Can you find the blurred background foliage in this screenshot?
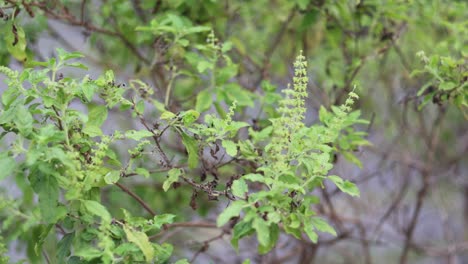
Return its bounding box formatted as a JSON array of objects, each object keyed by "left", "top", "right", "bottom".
[{"left": 0, "top": 0, "right": 467, "bottom": 263}]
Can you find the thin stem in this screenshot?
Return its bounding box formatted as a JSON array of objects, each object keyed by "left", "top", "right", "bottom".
[{"left": 115, "top": 182, "right": 156, "bottom": 216}]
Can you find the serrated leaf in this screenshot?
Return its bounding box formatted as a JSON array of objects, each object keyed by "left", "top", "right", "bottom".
[
  {"left": 123, "top": 225, "right": 154, "bottom": 262},
  {"left": 136, "top": 100, "right": 145, "bottom": 114},
  {"left": 161, "top": 111, "right": 176, "bottom": 120},
  {"left": 243, "top": 173, "right": 265, "bottom": 183},
  {"left": 231, "top": 221, "right": 255, "bottom": 251},
  {"left": 135, "top": 168, "right": 150, "bottom": 178},
  {"left": 104, "top": 171, "right": 120, "bottom": 184},
  {"left": 56, "top": 232, "right": 74, "bottom": 261},
  {"left": 311, "top": 217, "right": 337, "bottom": 236},
  {"left": 75, "top": 246, "right": 103, "bottom": 260},
  {"left": 253, "top": 218, "right": 269, "bottom": 247},
  {"left": 231, "top": 178, "right": 248, "bottom": 198},
  {"left": 82, "top": 200, "right": 111, "bottom": 223},
  {"left": 5, "top": 24, "right": 27, "bottom": 61},
  {"left": 153, "top": 214, "right": 176, "bottom": 229},
  {"left": 258, "top": 224, "right": 279, "bottom": 254},
  {"left": 439, "top": 81, "right": 456, "bottom": 91},
  {"left": 226, "top": 121, "right": 250, "bottom": 133},
  {"left": 181, "top": 109, "right": 200, "bottom": 125},
  {"left": 87, "top": 105, "right": 108, "bottom": 127},
  {"left": 57, "top": 48, "right": 84, "bottom": 61},
  {"left": 30, "top": 171, "right": 61, "bottom": 223},
  {"left": 83, "top": 125, "right": 102, "bottom": 137},
  {"left": 82, "top": 82, "right": 95, "bottom": 101},
  {"left": 328, "top": 175, "right": 360, "bottom": 197},
  {"left": 163, "top": 168, "right": 182, "bottom": 192},
  {"left": 181, "top": 132, "right": 198, "bottom": 168},
  {"left": 64, "top": 62, "right": 88, "bottom": 70},
  {"left": 196, "top": 89, "right": 213, "bottom": 112},
  {"left": 217, "top": 200, "right": 245, "bottom": 227},
  {"left": 15, "top": 106, "right": 33, "bottom": 136},
  {"left": 304, "top": 220, "right": 318, "bottom": 243},
  {"left": 222, "top": 140, "right": 237, "bottom": 156},
  {"left": 125, "top": 129, "right": 154, "bottom": 140}
]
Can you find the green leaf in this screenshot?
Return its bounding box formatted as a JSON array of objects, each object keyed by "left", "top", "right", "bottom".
[
  {"left": 222, "top": 140, "right": 237, "bottom": 156},
  {"left": 181, "top": 132, "right": 199, "bottom": 168},
  {"left": 75, "top": 246, "right": 103, "bottom": 260},
  {"left": 217, "top": 200, "right": 245, "bottom": 227},
  {"left": 83, "top": 125, "right": 103, "bottom": 137},
  {"left": 57, "top": 48, "right": 84, "bottom": 61},
  {"left": 87, "top": 104, "right": 108, "bottom": 127},
  {"left": 197, "top": 61, "right": 212, "bottom": 73},
  {"left": 64, "top": 62, "right": 88, "bottom": 70},
  {"left": 231, "top": 220, "right": 255, "bottom": 251},
  {"left": 288, "top": 214, "right": 301, "bottom": 229},
  {"left": 163, "top": 168, "right": 183, "bottom": 192},
  {"left": 56, "top": 232, "right": 74, "bottom": 262},
  {"left": 135, "top": 168, "right": 150, "bottom": 178},
  {"left": 136, "top": 100, "right": 145, "bottom": 114},
  {"left": 196, "top": 89, "right": 213, "bottom": 112},
  {"left": 82, "top": 82, "right": 96, "bottom": 101},
  {"left": 253, "top": 218, "right": 269, "bottom": 247},
  {"left": 243, "top": 173, "right": 265, "bottom": 183},
  {"left": 34, "top": 224, "right": 54, "bottom": 256},
  {"left": 161, "top": 111, "right": 176, "bottom": 120},
  {"left": 125, "top": 129, "right": 154, "bottom": 140},
  {"left": 1, "top": 86, "right": 20, "bottom": 107},
  {"left": 0, "top": 154, "right": 15, "bottom": 180},
  {"left": 328, "top": 175, "right": 360, "bottom": 197},
  {"left": 226, "top": 121, "right": 250, "bottom": 134},
  {"left": 439, "top": 81, "right": 456, "bottom": 91},
  {"left": 82, "top": 200, "right": 112, "bottom": 223},
  {"left": 231, "top": 178, "right": 248, "bottom": 198},
  {"left": 123, "top": 225, "right": 154, "bottom": 262},
  {"left": 104, "top": 171, "right": 120, "bottom": 184},
  {"left": 311, "top": 217, "right": 337, "bottom": 236},
  {"left": 30, "top": 171, "right": 61, "bottom": 223},
  {"left": 258, "top": 224, "right": 279, "bottom": 254},
  {"left": 304, "top": 219, "right": 318, "bottom": 243},
  {"left": 181, "top": 110, "right": 200, "bottom": 125},
  {"left": 5, "top": 24, "right": 27, "bottom": 61},
  {"left": 153, "top": 214, "right": 176, "bottom": 229},
  {"left": 15, "top": 106, "right": 33, "bottom": 136}
]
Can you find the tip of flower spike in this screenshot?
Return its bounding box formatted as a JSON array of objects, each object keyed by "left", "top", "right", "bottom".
[{"left": 294, "top": 51, "right": 307, "bottom": 69}]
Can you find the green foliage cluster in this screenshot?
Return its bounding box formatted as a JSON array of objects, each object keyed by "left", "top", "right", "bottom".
[
  {"left": 413, "top": 51, "right": 467, "bottom": 115},
  {"left": 0, "top": 46, "right": 366, "bottom": 263},
  {"left": 0, "top": 51, "right": 181, "bottom": 263},
  {"left": 216, "top": 52, "right": 366, "bottom": 253}
]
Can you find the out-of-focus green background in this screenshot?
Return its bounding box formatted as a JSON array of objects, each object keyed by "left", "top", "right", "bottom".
[{"left": 1, "top": 0, "right": 467, "bottom": 263}]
